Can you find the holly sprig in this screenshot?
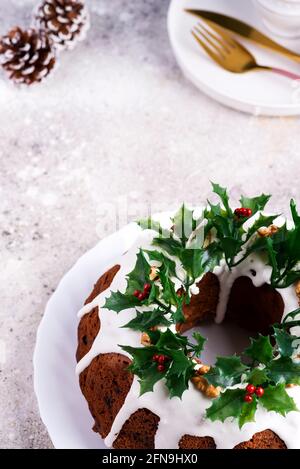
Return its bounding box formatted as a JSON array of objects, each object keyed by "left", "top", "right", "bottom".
[
  {"left": 121, "top": 329, "right": 206, "bottom": 398},
  {"left": 204, "top": 182, "right": 277, "bottom": 269},
  {"left": 205, "top": 309, "right": 300, "bottom": 427}
]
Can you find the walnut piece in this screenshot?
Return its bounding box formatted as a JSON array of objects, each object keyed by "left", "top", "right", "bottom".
[
  {"left": 192, "top": 375, "right": 220, "bottom": 398},
  {"left": 258, "top": 224, "right": 279, "bottom": 238}
]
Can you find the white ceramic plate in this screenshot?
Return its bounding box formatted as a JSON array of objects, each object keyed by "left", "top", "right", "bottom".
[
  {"left": 168, "top": 0, "right": 300, "bottom": 115},
  {"left": 34, "top": 219, "right": 253, "bottom": 449}
]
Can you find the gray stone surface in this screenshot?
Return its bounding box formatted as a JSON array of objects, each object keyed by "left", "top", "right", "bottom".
[{"left": 0, "top": 0, "right": 299, "bottom": 449}]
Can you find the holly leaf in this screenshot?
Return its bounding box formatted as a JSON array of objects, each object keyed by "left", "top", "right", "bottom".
[
  {"left": 122, "top": 308, "right": 171, "bottom": 331},
  {"left": 245, "top": 214, "right": 278, "bottom": 240},
  {"left": 144, "top": 250, "right": 177, "bottom": 278},
  {"left": 211, "top": 182, "right": 232, "bottom": 215},
  {"left": 173, "top": 204, "right": 195, "bottom": 245},
  {"left": 171, "top": 302, "right": 185, "bottom": 323},
  {"left": 267, "top": 356, "right": 300, "bottom": 385},
  {"left": 179, "top": 248, "right": 205, "bottom": 279},
  {"left": 239, "top": 397, "right": 258, "bottom": 428},
  {"left": 137, "top": 218, "right": 170, "bottom": 238},
  {"left": 165, "top": 349, "right": 195, "bottom": 398},
  {"left": 104, "top": 290, "right": 140, "bottom": 313},
  {"left": 260, "top": 384, "right": 298, "bottom": 416},
  {"left": 239, "top": 193, "right": 271, "bottom": 215},
  {"left": 247, "top": 368, "right": 269, "bottom": 386},
  {"left": 282, "top": 308, "right": 300, "bottom": 324},
  {"left": 202, "top": 242, "right": 224, "bottom": 272},
  {"left": 156, "top": 328, "right": 188, "bottom": 350},
  {"left": 244, "top": 334, "right": 273, "bottom": 364},
  {"left": 121, "top": 344, "right": 155, "bottom": 370},
  {"left": 159, "top": 263, "right": 178, "bottom": 305},
  {"left": 138, "top": 364, "right": 164, "bottom": 395},
  {"left": 290, "top": 199, "right": 300, "bottom": 226},
  {"left": 205, "top": 356, "right": 248, "bottom": 388},
  {"left": 273, "top": 327, "right": 298, "bottom": 358},
  {"left": 220, "top": 237, "right": 243, "bottom": 264},
  {"left": 152, "top": 237, "right": 182, "bottom": 257},
  {"left": 190, "top": 332, "right": 206, "bottom": 356},
  {"left": 126, "top": 250, "right": 150, "bottom": 294},
  {"left": 206, "top": 388, "right": 245, "bottom": 422}
]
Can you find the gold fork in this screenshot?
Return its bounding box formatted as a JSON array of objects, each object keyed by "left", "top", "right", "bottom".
[{"left": 191, "top": 21, "right": 300, "bottom": 80}]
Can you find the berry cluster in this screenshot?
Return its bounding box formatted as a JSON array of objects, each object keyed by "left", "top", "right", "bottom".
[
  {"left": 244, "top": 383, "right": 264, "bottom": 403},
  {"left": 234, "top": 207, "right": 252, "bottom": 218},
  {"left": 133, "top": 283, "right": 151, "bottom": 301},
  {"left": 152, "top": 354, "right": 169, "bottom": 372}
]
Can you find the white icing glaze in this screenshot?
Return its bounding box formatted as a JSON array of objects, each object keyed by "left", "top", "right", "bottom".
[{"left": 76, "top": 226, "right": 300, "bottom": 449}]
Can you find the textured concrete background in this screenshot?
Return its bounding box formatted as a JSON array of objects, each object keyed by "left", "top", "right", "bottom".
[{"left": 0, "top": 0, "right": 299, "bottom": 449}]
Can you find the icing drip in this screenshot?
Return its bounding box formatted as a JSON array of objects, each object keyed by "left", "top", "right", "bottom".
[{"left": 76, "top": 228, "right": 300, "bottom": 449}]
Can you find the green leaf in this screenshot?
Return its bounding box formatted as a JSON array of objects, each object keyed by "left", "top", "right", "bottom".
[
  {"left": 165, "top": 349, "right": 195, "bottom": 398},
  {"left": 137, "top": 218, "right": 170, "bottom": 238},
  {"left": 282, "top": 308, "right": 300, "bottom": 324},
  {"left": 138, "top": 364, "right": 164, "bottom": 395},
  {"left": 246, "top": 214, "right": 278, "bottom": 240},
  {"left": 121, "top": 344, "right": 155, "bottom": 370},
  {"left": 122, "top": 308, "right": 171, "bottom": 331},
  {"left": 190, "top": 332, "right": 206, "bottom": 356},
  {"left": 159, "top": 263, "right": 178, "bottom": 305},
  {"left": 247, "top": 368, "right": 269, "bottom": 386},
  {"left": 172, "top": 302, "right": 185, "bottom": 323},
  {"left": 104, "top": 290, "right": 140, "bottom": 313},
  {"left": 156, "top": 328, "right": 188, "bottom": 350},
  {"left": 144, "top": 250, "right": 177, "bottom": 278},
  {"left": 173, "top": 204, "right": 195, "bottom": 244},
  {"left": 152, "top": 237, "right": 182, "bottom": 257},
  {"left": 220, "top": 237, "right": 243, "bottom": 264},
  {"left": 244, "top": 334, "right": 273, "bottom": 364},
  {"left": 205, "top": 356, "right": 248, "bottom": 388},
  {"left": 206, "top": 388, "right": 245, "bottom": 422},
  {"left": 211, "top": 182, "right": 232, "bottom": 215},
  {"left": 126, "top": 250, "right": 150, "bottom": 294},
  {"left": 290, "top": 199, "right": 300, "bottom": 226},
  {"left": 179, "top": 248, "right": 205, "bottom": 279},
  {"left": 239, "top": 193, "right": 271, "bottom": 215},
  {"left": 239, "top": 397, "right": 258, "bottom": 428},
  {"left": 267, "top": 357, "right": 300, "bottom": 385},
  {"left": 260, "top": 384, "right": 298, "bottom": 416},
  {"left": 273, "top": 327, "right": 298, "bottom": 358}
]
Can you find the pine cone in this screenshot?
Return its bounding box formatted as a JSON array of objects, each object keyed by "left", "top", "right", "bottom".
[
  {"left": 0, "top": 27, "right": 56, "bottom": 85},
  {"left": 34, "top": 0, "right": 90, "bottom": 51}
]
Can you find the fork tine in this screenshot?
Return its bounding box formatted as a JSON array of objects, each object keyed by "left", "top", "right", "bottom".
[
  {"left": 197, "top": 23, "right": 231, "bottom": 54},
  {"left": 199, "top": 20, "right": 237, "bottom": 48},
  {"left": 201, "top": 19, "right": 256, "bottom": 60},
  {"left": 194, "top": 25, "right": 224, "bottom": 57},
  {"left": 191, "top": 29, "right": 224, "bottom": 67}
]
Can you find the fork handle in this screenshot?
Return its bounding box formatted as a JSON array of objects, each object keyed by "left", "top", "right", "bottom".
[{"left": 260, "top": 65, "right": 300, "bottom": 81}]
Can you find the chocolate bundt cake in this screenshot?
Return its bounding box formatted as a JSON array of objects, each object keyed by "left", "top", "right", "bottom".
[{"left": 75, "top": 187, "right": 300, "bottom": 449}]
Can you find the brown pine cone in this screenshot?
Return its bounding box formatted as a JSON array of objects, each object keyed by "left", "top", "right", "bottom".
[
  {"left": 34, "top": 0, "right": 90, "bottom": 51},
  {"left": 0, "top": 27, "right": 56, "bottom": 85}
]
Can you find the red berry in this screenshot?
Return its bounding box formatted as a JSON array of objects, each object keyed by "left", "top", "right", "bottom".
[
  {"left": 234, "top": 207, "right": 252, "bottom": 218},
  {"left": 158, "top": 355, "right": 166, "bottom": 364},
  {"left": 246, "top": 384, "right": 256, "bottom": 394},
  {"left": 157, "top": 364, "right": 165, "bottom": 372},
  {"left": 244, "top": 394, "right": 253, "bottom": 403},
  {"left": 144, "top": 283, "right": 151, "bottom": 292},
  {"left": 152, "top": 354, "right": 159, "bottom": 362},
  {"left": 255, "top": 386, "right": 264, "bottom": 397},
  {"left": 133, "top": 290, "right": 140, "bottom": 298},
  {"left": 138, "top": 292, "right": 145, "bottom": 301}
]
